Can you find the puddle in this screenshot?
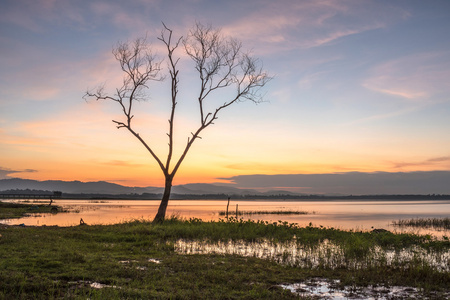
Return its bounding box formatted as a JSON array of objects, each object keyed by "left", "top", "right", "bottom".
[
  {"left": 118, "top": 258, "right": 161, "bottom": 271},
  {"left": 148, "top": 258, "right": 162, "bottom": 264},
  {"left": 280, "top": 278, "right": 448, "bottom": 299},
  {"left": 280, "top": 278, "right": 345, "bottom": 299},
  {"left": 90, "top": 282, "right": 119, "bottom": 289},
  {"left": 67, "top": 280, "right": 120, "bottom": 290},
  {"left": 174, "top": 239, "right": 449, "bottom": 271}
]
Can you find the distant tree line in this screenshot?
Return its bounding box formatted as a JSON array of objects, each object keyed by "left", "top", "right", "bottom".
[
  {"left": 0, "top": 189, "right": 55, "bottom": 195},
  {"left": 2, "top": 190, "right": 450, "bottom": 201}
]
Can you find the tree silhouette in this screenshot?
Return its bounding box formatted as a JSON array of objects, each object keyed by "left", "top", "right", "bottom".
[{"left": 84, "top": 23, "right": 271, "bottom": 222}]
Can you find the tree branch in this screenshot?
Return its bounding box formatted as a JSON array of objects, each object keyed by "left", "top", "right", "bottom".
[{"left": 84, "top": 22, "right": 272, "bottom": 221}]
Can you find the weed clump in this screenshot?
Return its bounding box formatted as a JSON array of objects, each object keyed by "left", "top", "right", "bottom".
[
  {"left": 218, "top": 209, "right": 311, "bottom": 216},
  {"left": 393, "top": 217, "right": 450, "bottom": 230}
]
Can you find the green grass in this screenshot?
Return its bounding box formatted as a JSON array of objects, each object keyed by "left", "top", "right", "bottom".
[
  {"left": 0, "top": 204, "right": 449, "bottom": 299},
  {"left": 0, "top": 219, "right": 301, "bottom": 299}
]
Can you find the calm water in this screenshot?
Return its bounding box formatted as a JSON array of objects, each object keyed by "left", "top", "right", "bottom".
[{"left": 1, "top": 199, "right": 449, "bottom": 237}]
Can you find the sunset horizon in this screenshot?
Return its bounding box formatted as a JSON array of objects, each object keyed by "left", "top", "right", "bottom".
[
  {"left": 2, "top": 170, "right": 450, "bottom": 196},
  {"left": 2, "top": 1, "right": 449, "bottom": 193}
]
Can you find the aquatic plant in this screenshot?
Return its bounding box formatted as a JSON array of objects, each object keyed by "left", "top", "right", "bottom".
[
  {"left": 392, "top": 217, "right": 450, "bottom": 230},
  {"left": 218, "top": 210, "right": 311, "bottom": 216}
]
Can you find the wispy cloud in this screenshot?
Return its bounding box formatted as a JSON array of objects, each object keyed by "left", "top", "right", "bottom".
[
  {"left": 297, "top": 70, "right": 330, "bottom": 89},
  {"left": 0, "top": 105, "right": 121, "bottom": 153},
  {"left": 101, "top": 160, "right": 146, "bottom": 168},
  {"left": 0, "top": 43, "right": 127, "bottom": 107},
  {"left": 428, "top": 156, "right": 450, "bottom": 163},
  {"left": 90, "top": 1, "right": 150, "bottom": 33},
  {"left": 0, "top": 0, "right": 88, "bottom": 33},
  {"left": 363, "top": 52, "right": 450, "bottom": 102},
  {"left": 391, "top": 156, "right": 450, "bottom": 169},
  {"left": 342, "top": 105, "right": 421, "bottom": 126},
  {"left": 0, "top": 167, "right": 37, "bottom": 180},
  {"left": 222, "top": 0, "right": 407, "bottom": 54}
]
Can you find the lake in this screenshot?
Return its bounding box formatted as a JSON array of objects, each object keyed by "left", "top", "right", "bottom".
[{"left": 1, "top": 199, "right": 449, "bottom": 237}]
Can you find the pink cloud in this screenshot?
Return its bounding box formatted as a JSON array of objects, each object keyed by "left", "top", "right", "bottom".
[
  {"left": 89, "top": 1, "right": 150, "bottom": 33},
  {"left": 0, "top": 0, "right": 88, "bottom": 33},
  {"left": 391, "top": 156, "right": 450, "bottom": 170},
  {"left": 220, "top": 0, "right": 406, "bottom": 54},
  {"left": 363, "top": 52, "right": 450, "bottom": 102}
]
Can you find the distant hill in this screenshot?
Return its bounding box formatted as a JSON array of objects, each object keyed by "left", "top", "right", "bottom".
[
  {"left": 0, "top": 178, "right": 266, "bottom": 196},
  {"left": 173, "top": 183, "right": 261, "bottom": 195},
  {"left": 3, "top": 178, "right": 447, "bottom": 200},
  {"left": 0, "top": 178, "right": 153, "bottom": 195}
]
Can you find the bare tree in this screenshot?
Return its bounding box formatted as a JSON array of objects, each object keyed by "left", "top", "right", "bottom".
[{"left": 84, "top": 23, "right": 271, "bottom": 222}]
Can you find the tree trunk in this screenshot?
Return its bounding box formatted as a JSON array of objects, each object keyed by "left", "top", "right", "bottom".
[{"left": 153, "top": 176, "right": 173, "bottom": 223}]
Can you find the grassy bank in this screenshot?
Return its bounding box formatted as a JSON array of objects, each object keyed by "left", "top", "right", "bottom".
[
  {"left": 0, "top": 215, "right": 449, "bottom": 299},
  {"left": 0, "top": 201, "right": 63, "bottom": 220}
]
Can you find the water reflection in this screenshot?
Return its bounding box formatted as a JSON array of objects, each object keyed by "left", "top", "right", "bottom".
[
  {"left": 279, "top": 278, "right": 447, "bottom": 300},
  {"left": 174, "top": 239, "right": 450, "bottom": 272},
  {"left": 1, "top": 199, "right": 449, "bottom": 237}
]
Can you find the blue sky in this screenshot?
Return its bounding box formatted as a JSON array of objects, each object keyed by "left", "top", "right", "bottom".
[{"left": 1, "top": 0, "right": 450, "bottom": 193}]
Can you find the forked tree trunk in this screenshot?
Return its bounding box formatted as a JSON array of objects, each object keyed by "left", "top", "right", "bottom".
[
  {"left": 153, "top": 176, "right": 173, "bottom": 223},
  {"left": 85, "top": 24, "right": 270, "bottom": 224}
]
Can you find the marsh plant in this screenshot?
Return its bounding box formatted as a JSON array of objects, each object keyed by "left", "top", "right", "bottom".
[
  {"left": 175, "top": 235, "right": 450, "bottom": 272},
  {"left": 393, "top": 217, "right": 450, "bottom": 230},
  {"left": 218, "top": 210, "right": 311, "bottom": 216}
]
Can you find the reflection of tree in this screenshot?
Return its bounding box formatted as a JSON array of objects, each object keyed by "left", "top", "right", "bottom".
[{"left": 84, "top": 23, "right": 271, "bottom": 222}]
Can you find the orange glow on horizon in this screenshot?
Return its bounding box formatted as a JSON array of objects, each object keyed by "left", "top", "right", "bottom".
[{"left": 5, "top": 151, "right": 449, "bottom": 188}]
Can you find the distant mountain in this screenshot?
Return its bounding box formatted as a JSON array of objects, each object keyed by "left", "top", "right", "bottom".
[
  {"left": 0, "top": 178, "right": 153, "bottom": 194},
  {"left": 0, "top": 178, "right": 265, "bottom": 196},
  {"left": 173, "top": 183, "right": 261, "bottom": 195},
  {"left": 0, "top": 178, "right": 314, "bottom": 197},
  {"left": 2, "top": 178, "right": 449, "bottom": 200},
  {"left": 262, "top": 190, "right": 301, "bottom": 196}
]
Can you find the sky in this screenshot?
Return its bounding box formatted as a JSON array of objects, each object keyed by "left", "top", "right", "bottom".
[{"left": 1, "top": 0, "right": 450, "bottom": 194}]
